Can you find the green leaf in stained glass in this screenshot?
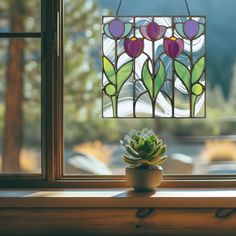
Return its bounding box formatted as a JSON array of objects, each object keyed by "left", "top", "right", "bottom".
[
  {"left": 111, "top": 95, "right": 117, "bottom": 117},
  {"left": 192, "top": 83, "right": 204, "bottom": 95},
  {"left": 195, "top": 24, "right": 204, "bottom": 38},
  {"left": 192, "top": 57, "right": 205, "bottom": 84},
  {"left": 105, "top": 83, "right": 116, "bottom": 96},
  {"left": 175, "top": 23, "right": 185, "bottom": 38},
  {"left": 121, "top": 23, "right": 132, "bottom": 38},
  {"left": 142, "top": 59, "right": 153, "bottom": 97},
  {"left": 174, "top": 60, "right": 190, "bottom": 91},
  {"left": 117, "top": 60, "right": 133, "bottom": 92},
  {"left": 191, "top": 94, "right": 197, "bottom": 116},
  {"left": 103, "top": 56, "right": 116, "bottom": 84},
  {"left": 154, "top": 60, "right": 165, "bottom": 98},
  {"left": 103, "top": 24, "right": 113, "bottom": 39}
]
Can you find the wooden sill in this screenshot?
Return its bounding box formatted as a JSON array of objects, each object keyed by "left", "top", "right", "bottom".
[{"left": 0, "top": 188, "right": 236, "bottom": 208}]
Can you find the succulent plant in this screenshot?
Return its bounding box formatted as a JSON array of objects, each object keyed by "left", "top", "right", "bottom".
[{"left": 120, "top": 128, "right": 167, "bottom": 168}]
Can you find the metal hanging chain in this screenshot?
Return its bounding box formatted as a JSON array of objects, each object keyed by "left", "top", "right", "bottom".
[
  {"left": 184, "top": 0, "right": 191, "bottom": 16},
  {"left": 116, "top": 0, "right": 191, "bottom": 17},
  {"left": 116, "top": 0, "right": 122, "bottom": 16}
]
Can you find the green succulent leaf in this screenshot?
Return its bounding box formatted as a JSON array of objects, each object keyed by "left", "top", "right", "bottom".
[
  {"left": 122, "top": 155, "right": 141, "bottom": 165},
  {"left": 103, "top": 56, "right": 116, "bottom": 84},
  {"left": 130, "top": 140, "right": 138, "bottom": 150},
  {"left": 133, "top": 134, "right": 141, "bottom": 142},
  {"left": 117, "top": 60, "right": 133, "bottom": 92},
  {"left": 158, "top": 155, "right": 168, "bottom": 164},
  {"left": 158, "top": 145, "right": 167, "bottom": 157},
  {"left": 143, "top": 142, "right": 165, "bottom": 161},
  {"left": 142, "top": 59, "right": 153, "bottom": 97},
  {"left": 147, "top": 155, "right": 162, "bottom": 164},
  {"left": 192, "top": 57, "right": 205, "bottom": 84},
  {"left": 174, "top": 60, "right": 190, "bottom": 90},
  {"left": 149, "top": 134, "right": 158, "bottom": 144},
  {"left": 125, "top": 145, "right": 139, "bottom": 158},
  {"left": 124, "top": 135, "right": 132, "bottom": 144},
  {"left": 149, "top": 141, "right": 162, "bottom": 155},
  {"left": 138, "top": 150, "right": 149, "bottom": 158},
  {"left": 142, "top": 127, "right": 149, "bottom": 132},
  {"left": 146, "top": 141, "right": 156, "bottom": 153},
  {"left": 148, "top": 155, "right": 167, "bottom": 165},
  {"left": 154, "top": 60, "right": 165, "bottom": 98}
]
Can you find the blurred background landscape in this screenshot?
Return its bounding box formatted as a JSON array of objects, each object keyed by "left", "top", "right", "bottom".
[{"left": 1, "top": 0, "right": 236, "bottom": 175}]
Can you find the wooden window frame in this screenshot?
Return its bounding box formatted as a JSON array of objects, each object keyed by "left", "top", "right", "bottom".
[
  {"left": 0, "top": 0, "right": 56, "bottom": 184},
  {"left": 0, "top": 0, "right": 236, "bottom": 189}
]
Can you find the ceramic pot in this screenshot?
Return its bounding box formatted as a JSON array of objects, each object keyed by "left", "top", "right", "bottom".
[{"left": 125, "top": 166, "right": 163, "bottom": 191}]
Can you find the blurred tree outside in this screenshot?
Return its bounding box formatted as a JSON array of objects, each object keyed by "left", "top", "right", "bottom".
[
  {"left": 2, "top": 0, "right": 26, "bottom": 172},
  {"left": 0, "top": 0, "right": 41, "bottom": 173}
]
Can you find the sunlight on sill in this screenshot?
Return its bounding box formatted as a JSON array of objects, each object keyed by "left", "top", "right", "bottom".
[{"left": 1, "top": 189, "right": 236, "bottom": 198}]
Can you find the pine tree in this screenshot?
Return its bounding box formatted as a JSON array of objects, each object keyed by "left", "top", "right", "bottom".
[{"left": 2, "top": 0, "right": 26, "bottom": 172}]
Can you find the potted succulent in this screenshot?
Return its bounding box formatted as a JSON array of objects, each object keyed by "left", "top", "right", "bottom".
[{"left": 120, "top": 128, "right": 167, "bottom": 191}]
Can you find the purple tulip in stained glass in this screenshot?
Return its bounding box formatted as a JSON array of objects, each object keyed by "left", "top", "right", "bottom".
[
  {"left": 147, "top": 22, "right": 159, "bottom": 40},
  {"left": 109, "top": 19, "right": 125, "bottom": 38},
  {"left": 124, "top": 37, "right": 144, "bottom": 58},
  {"left": 183, "top": 20, "right": 199, "bottom": 39},
  {"left": 164, "top": 37, "right": 184, "bottom": 59},
  {"left": 140, "top": 22, "right": 166, "bottom": 41}
]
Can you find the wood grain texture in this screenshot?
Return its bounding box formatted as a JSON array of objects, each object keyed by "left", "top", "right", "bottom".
[{"left": 0, "top": 208, "right": 236, "bottom": 236}]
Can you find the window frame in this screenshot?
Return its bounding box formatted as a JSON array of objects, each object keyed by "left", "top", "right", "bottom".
[
  {"left": 0, "top": 0, "right": 56, "bottom": 182},
  {"left": 0, "top": 0, "right": 236, "bottom": 188}
]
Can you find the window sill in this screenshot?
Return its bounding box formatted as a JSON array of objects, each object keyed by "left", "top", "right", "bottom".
[{"left": 0, "top": 188, "right": 236, "bottom": 208}]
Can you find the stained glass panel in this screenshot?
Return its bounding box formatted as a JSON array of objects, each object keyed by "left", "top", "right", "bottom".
[{"left": 102, "top": 16, "right": 206, "bottom": 118}]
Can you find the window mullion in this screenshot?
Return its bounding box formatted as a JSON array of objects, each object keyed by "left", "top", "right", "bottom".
[
  {"left": 41, "top": 0, "right": 59, "bottom": 181},
  {"left": 50, "top": 0, "right": 64, "bottom": 181}
]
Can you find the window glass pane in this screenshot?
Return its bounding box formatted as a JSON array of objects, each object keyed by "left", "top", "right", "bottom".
[
  {"left": 64, "top": 0, "right": 236, "bottom": 175},
  {"left": 0, "top": 0, "right": 41, "bottom": 32},
  {"left": 0, "top": 38, "right": 41, "bottom": 173}
]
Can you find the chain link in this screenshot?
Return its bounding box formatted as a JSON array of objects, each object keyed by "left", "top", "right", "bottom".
[{"left": 116, "top": 0, "right": 122, "bottom": 16}]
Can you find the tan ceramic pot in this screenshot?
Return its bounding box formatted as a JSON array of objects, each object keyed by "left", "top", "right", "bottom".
[{"left": 125, "top": 166, "right": 163, "bottom": 191}]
